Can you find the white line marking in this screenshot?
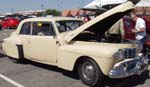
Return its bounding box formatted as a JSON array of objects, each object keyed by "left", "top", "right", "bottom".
[{"left": 0, "top": 74, "right": 24, "bottom": 87}]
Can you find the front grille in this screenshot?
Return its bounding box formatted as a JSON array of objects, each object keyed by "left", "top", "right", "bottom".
[
  {"left": 124, "top": 48, "right": 136, "bottom": 58},
  {"left": 126, "top": 59, "right": 138, "bottom": 70}
]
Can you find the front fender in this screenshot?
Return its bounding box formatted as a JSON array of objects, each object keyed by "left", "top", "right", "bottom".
[{"left": 57, "top": 45, "right": 116, "bottom": 76}]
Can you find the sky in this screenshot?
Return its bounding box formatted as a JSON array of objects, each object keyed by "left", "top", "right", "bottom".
[{"left": 0, "top": 0, "right": 93, "bottom": 13}]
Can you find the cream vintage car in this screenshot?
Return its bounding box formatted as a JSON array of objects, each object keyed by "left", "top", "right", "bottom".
[{"left": 1, "top": 1, "right": 149, "bottom": 86}]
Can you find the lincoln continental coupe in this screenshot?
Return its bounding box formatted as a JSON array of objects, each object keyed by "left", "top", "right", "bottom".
[{"left": 1, "top": 1, "right": 149, "bottom": 86}]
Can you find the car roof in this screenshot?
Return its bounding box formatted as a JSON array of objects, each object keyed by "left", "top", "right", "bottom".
[{"left": 22, "top": 17, "right": 82, "bottom": 22}]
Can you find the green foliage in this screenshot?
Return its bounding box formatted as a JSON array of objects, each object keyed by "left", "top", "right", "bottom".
[
  {"left": 45, "top": 9, "right": 61, "bottom": 16},
  {"left": 35, "top": 9, "right": 60, "bottom": 17},
  {"left": 36, "top": 12, "right": 42, "bottom": 17}
]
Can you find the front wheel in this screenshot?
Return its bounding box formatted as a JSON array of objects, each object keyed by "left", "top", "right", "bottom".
[{"left": 78, "top": 59, "right": 103, "bottom": 86}]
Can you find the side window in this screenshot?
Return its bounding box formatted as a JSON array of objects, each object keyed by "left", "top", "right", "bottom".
[
  {"left": 20, "top": 22, "right": 31, "bottom": 35},
  {"left": 32, "top": 22, "right": 55, "bottom": 36}
]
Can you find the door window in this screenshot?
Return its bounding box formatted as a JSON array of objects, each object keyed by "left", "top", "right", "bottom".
[
  {"left": 20, "top": 22, "right": 31, "bottom": 35},
  {"left": 32, "top": 22, "right": 55, "bottom": 36}
]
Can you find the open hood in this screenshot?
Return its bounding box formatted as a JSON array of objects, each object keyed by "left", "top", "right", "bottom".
[
  {"left": 82, "top": 0, "right": 127, "bottom": 11},
  {"left": 81, "top": 0, "right": 139, "bottom": 11},
  {"left": 64, "top": 1, "right": 134, "bottom": 43}
]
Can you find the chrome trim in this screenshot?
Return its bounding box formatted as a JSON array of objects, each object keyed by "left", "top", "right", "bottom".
[
  {"left": 109, "top": 55, "right": 149, "bottom": 78},
  {"left": 124, "top": 48, "right": 136, "bottom": 58},
  {"left": 81, "top": 62, "right": 95, "bottom": 80}
]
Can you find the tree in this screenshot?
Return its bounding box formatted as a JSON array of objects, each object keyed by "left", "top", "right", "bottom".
[
  {"left": 36, "top": 12, "right": 42, "bottom": 17},
  {"left": 45, "top": 9, "right": 61, "bottom": 16}
]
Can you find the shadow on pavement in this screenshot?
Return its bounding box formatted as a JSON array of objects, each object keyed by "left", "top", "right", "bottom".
[
  {"left": 25, "top": 60, "right": 150, "bottom": 87},
  {"left": 26, "top": 60, "right": 79, "bottom": 80},
  {"left": 0, "top": 53, "right": 6, "bottom": 58},
  {"left": 122, "top": 71, "right": 150, "bottom": 87},
  {"left": 0, "top": 44, "right": 6, "bottom": 58},
  {"left": 95, "top": 71, "right": 150, "bottom": 87}
]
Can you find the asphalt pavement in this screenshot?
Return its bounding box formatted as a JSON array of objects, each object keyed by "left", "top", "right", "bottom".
[{"left": 0, "top": 29, "right": 150, "bottom": 87}]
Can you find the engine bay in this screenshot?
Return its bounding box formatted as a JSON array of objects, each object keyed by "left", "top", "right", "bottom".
[{"left": 73, "top": 30, "right": 130, "bottom": 43}]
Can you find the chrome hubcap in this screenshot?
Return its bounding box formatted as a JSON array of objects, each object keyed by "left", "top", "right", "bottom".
[{"left": 82, "top": 62, "right": 95, "bottom": 80}]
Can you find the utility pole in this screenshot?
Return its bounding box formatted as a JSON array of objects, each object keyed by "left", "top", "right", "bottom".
[
  {"left": 58, "top": 0, "right": 62, "bottom": 11},
  {"left": 41, "top": 4, "right": 44, "bottom": 16},
  {"left": 11, "top": 8, "right": 14, "bottom": 14},
  {"left": 83, "top": 0, "right": 85, "bottom": 7},
  {"left": 60, "top": 0, "right": 62, "bottom": 11}
]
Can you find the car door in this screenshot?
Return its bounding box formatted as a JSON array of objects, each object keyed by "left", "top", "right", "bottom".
[
  {"left": 28, "top": 22, "right": 57, "bottom": 63},
  {"left": 19, "top": 22, "right": 32, "bottom": 59}
]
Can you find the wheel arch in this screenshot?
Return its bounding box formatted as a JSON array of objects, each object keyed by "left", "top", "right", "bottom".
[
  {"left": 73, "top": 56, "right": 103, "bottom": 74},
  {"left": 74, "top": 56, "right": 105, "bottom": 86}
]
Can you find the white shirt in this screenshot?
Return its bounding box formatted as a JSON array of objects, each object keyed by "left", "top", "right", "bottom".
[{"left": 135, "top": 17, "right": 146, "bottom": 40}]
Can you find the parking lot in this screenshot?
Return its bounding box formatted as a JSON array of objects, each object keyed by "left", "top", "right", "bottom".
[{"left": 0, "top": 29, "right": 150, "bottom": 87}]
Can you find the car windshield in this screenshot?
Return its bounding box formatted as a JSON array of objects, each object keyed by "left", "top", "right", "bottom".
[{"left": 56, "top": 20, "right": 83, "bottom": 33}]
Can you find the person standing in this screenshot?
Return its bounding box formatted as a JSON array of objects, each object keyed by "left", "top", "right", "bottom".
[
  {"left": 83, "top": 15, "right": 91, "bottom": 23},
  {"left": 130, "top": 12, "right": 146, "bottom": 53},
  {"left": 105, "top": 19, "right": 125, "bottom": 43}
]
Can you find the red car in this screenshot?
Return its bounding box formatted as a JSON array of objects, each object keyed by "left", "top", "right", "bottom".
[
  {"left": 0, "top": 16, "right": 4, "bottom": 29},
  {"left": 2, "top": 17, "right": 19, "bottom": 29}
]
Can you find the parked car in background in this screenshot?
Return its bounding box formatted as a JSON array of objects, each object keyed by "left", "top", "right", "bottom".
[
  {"left": 141, "top": 15, "right": 150, "bottom": 57},
  {"left": 141, "top": 15, "right": 150, "bottom": 33},
  {"left": 2, "top": 17, "right": 20, "bottom": 29},
  {"left": 1, "top": 1, "right": 149, "bottom": 86},
  {"left": 18, "top": 16, "right": 31, "bottom": 21},
  {"left": 0, "top": 16, "right": 4, "bottom": 30}
]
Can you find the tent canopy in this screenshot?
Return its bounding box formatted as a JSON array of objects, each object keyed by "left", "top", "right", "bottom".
[
  {"left": 82, "top": 0, "right": 140, "bottom": 11},
  {"left": 82, "top": 0, "right": 127, "bottom": 10},
  {"left": 136, "top": 0, "right": 150, "bottom": 7}
]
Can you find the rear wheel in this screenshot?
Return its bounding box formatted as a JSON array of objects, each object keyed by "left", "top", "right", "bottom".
[{"left": 78, "top": 58, "right": 103, "bottom": 86}]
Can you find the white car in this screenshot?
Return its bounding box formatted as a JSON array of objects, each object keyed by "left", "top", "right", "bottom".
[{"left": 1, "top": 1, "right": 149, "bottom": 86}]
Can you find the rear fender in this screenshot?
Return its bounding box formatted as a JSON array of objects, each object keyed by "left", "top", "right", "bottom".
[{"left": 2, "top": 36, "right": 22, "bottom": 59}]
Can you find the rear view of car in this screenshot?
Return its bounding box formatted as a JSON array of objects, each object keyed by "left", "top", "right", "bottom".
[{"left": 2, "top": 17, "right": 20, "bottom": 29}]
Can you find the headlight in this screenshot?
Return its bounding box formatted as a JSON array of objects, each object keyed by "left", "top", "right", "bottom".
[
  {"left": 113, "top": 49, "right": 125, "bottom": 59},
  {"left": 113, "top": 63, "right": 126, "bottom": 71},
  {"left": 114, "top": 48, "right": 138, "bottom": 59}
]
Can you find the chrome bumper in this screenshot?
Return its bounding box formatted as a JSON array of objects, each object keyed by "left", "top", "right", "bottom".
[{"left": 109, "top": 55, "right": 149, "bottom": 78}]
